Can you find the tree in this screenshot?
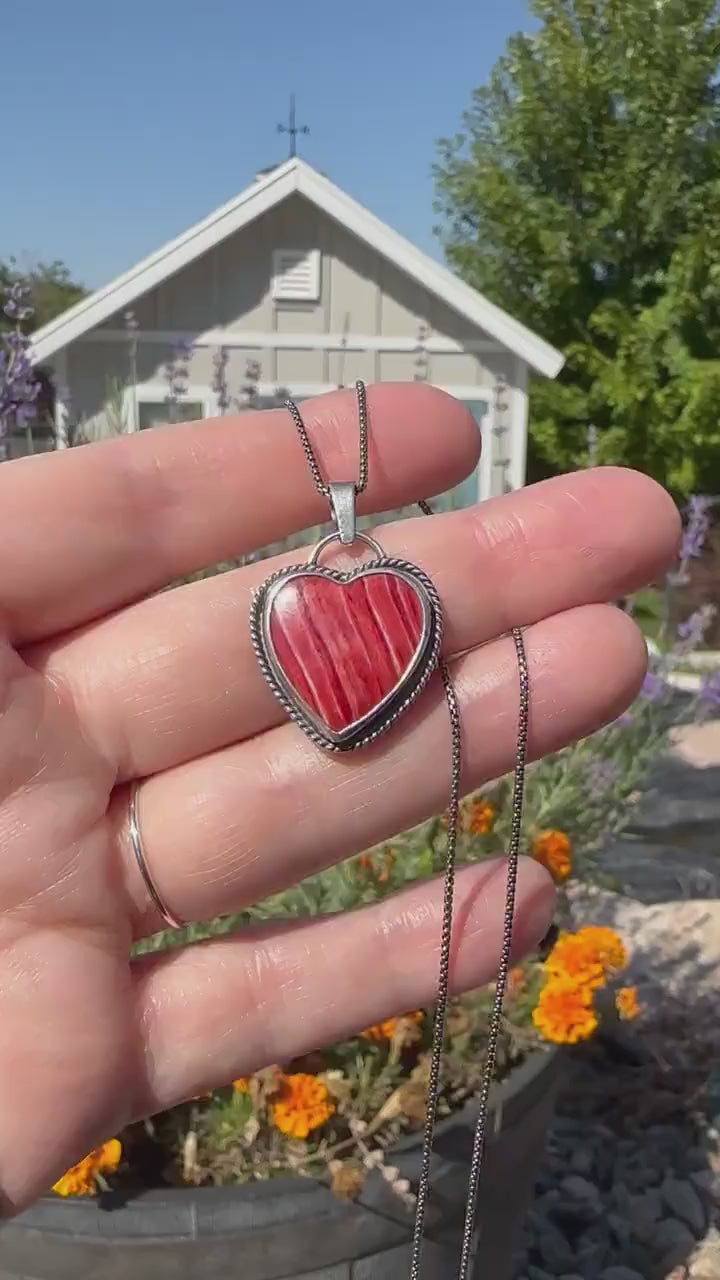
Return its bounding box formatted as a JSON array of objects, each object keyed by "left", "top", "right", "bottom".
[
  {"left": 435, "top": 0, "right": 720, "bottom": 496},
  {"left": 0, "top": 259, "right": 86, "bottom": 333}
]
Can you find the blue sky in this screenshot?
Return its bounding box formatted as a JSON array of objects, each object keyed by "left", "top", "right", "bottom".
[{"left": 3, "top": 0, "right": 534, "bottom": 288}]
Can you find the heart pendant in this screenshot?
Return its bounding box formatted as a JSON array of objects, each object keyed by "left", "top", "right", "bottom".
[{"left": 250, "top": 543, "right": 442, "bottom": 752}]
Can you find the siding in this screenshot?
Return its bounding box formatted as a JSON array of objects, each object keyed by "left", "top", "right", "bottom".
[{"left": 58, "top": 192, "right": 524, "bottom": 497}]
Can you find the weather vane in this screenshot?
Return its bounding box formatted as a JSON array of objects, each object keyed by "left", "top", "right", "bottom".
[{"left": 278, "top": 94, "right": 309, "bottom": 159}]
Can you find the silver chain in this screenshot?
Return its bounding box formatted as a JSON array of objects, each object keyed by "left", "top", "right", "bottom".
[
  {"left": 285, "top": 380, "right": 369, "bottom": 498},
  {"left": 285, "top": 384, "right": 530, "bottom": 1280}
]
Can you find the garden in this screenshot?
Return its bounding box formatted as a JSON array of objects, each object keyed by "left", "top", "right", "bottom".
[
  {"left": 1, "top": 268, "right": 720, "bottom": 1277},
  {"left": 30, "top": 487, "right": 715, "bottom": 1280}
]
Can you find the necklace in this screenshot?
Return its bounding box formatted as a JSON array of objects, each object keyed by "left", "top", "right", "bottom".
[{"left": 250, "top": 381, "right": 530, "bottom": 1279}]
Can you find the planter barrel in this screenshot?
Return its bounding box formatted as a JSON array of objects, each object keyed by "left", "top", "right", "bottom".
[{"left": 0, "top": 1049, "right": 561, "bottom": 1280}]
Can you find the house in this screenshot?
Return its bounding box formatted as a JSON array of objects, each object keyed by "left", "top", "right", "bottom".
[{"left": 28, "top": 158, "right": 563, "bottom": 505}]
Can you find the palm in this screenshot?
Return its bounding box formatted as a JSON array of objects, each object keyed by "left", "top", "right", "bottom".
[
  {"left": 0, "top": 384, "right": 678, "bottom": 1212},
  {"left": 0, "top": 646, "right": 135, "bottom": 1207}
]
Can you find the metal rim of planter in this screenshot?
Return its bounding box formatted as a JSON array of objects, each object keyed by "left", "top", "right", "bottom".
[{"left": 11, "top": 1046, "right": 560, "bottom": 1236}]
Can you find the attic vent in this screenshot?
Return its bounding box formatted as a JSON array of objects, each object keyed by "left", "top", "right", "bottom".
[{"left": 272, "top": 249, "right": 321, "bottom": 302}]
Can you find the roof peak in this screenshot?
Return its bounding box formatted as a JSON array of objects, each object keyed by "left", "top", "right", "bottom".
[{"left": 29, "top": 159, "right": 563, "bottom": 378}]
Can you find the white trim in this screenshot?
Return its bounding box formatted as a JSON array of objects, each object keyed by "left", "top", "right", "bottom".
[
  {"left": 126, "top": 381, "right": 218, "bottom": 430},
  {"left": 29, "top": 158, "right": 565, "bottom": 379},
  {"left": 479, "top": 402, "right": 493, "bottom": 502},
  {"left": 78, "top": 328, "right": 506, "bottom": 356},
  {"left": 127, "top": 379, "right": 499, "bottom": 405},
  {"left": 52, "top": 349, "right": 69, "bottom": 449},
  {"left": 510, "top": 357, "right": 528, "bottom": 489}
]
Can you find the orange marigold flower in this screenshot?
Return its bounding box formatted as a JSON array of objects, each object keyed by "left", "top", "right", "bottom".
[
  {"left": 464, "top": 798, "right": 495, "bottom": 835},
  {"left": 361, "top": 1011, "right": 424, "bottom": 1043},
  {"left": 52, "top": 1139, "right": 122, "bottom": 1197},
  {"left": 533, "top": 978, "right": 598, "bottom": 1044},
  {"left": 507, "top": 966, "right": 526, "bottom": 996},
  {"left": 356, "top": 849, "right": 396, "bottom": 883},
  {"left": 545, "top": 931, "right": 606, "bottom": 989},
  {"left": 377, "top": 848, "right": 396, "bottom": 883},
  {"left": 577, "top": 926, "right": 627, "bottom": 973},
  {"left": 532, "top": 830, "right": 572, "bottom": 882},
  {"left": 270, "top": 1073, "right": 335, "bottom": 1140},
  {"left": 616, "top": 986, "right": 641, "bottom": 1021}
]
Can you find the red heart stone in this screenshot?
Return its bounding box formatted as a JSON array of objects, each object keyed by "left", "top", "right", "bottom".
[{"left": 265, "top": 569, "right": 428, "bottom": 737}]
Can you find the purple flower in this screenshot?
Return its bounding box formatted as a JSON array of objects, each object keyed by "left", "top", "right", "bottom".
[
  {"left": 2, "top": 281, "right": 33, "bottom": 325},
  {"left": 613, "top": 710, "right": 634, "bottom": 728},
  {"left": 585, "top": 759, "right": 622, "bottom": 799},
  {"left": 675, "top": 604, "right": 716, "bottom": 655},
  {"left": 679, "top": 495, "right": 712, "bottom": 565},
  {"left": 212, "top": 346, "right": 230, "bottom": 416},
  {"left": 0, "top": 281, "right": 40, "bottom": 447},
  {"left": 699, "top": 670, "right": 720, "bottom": 708},
  {"left": 235, "top": 358, "right": 261, "bottom": 411},
  {"left": 640, "top": 670, "right": 666, "bottom": 702},
  {"left": 164, "top": 339, "right": 192, "bottom": 413}
]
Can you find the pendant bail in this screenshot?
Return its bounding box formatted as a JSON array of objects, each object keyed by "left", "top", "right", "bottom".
[{"left": 328, "top": 482, "right": 357, "bottom": 545}]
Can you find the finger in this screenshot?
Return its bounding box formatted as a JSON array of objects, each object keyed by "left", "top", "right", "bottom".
[
  {"left": 117, "top": 603, "right": 645, "bottom": 935},
  {"left": 1, "top": 384, "right": 478, "bottom": 644},
  {"left": 133, "top": 857, "right": 555, "bottom": 1110},
  {"left": 38, "top": 467, "right": 678, "bottom": 780}
]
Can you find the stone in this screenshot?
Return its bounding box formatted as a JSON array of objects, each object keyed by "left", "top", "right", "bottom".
[
  {"left": 690, "top": 1170, "right": 718, "bottom": 1196},
  {"left": 598, "top": 1268, "right": 645, "bottom": 1280},
  {"left": 569, "top": 1147, "right": 595, "bottom": 1177},
  {"left": 653, "top": 1217, "right": 696, "bottom": 1270},
  {"left": 561, "top": 1175, "right": 602, "bottom": 1203},
  {"left": 622, "top": 1161, "right": 662, "bottom": 1191},
  {"left": 626, "top": 1190, "right": 663, "bottom": 1241},
  {"left": 574, "top": 1240, "right": 611, "bottom": 1277},
  {"left": 565, "top": 888, "right": 720, "bottom": 1004},
  {"left": 684, "top": 1146, "right": 712, "bottom": 1172},
  {"left": 537, "top": 1222, "right": 577, "bottom": 1273},
  {"left": 606, "top": 1212, "right": 632, "bottom": 1246},
  {"left": 662, "top": 1178, "right": 707, "bottom": 1235},
  {"left": 261, "top": 566, "right": 434, "bottom": 742}
]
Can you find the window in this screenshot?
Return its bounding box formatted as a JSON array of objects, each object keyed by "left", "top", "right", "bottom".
[
  {"left": 126, "top": 383, "right": 214, "bottom": 431},
  {"left": 271, "top": 249, "right": 321, "bottom": 302},
  {"left": 7, "top": 419, "right": 56, "bottom": 459},
  {"left": 137, "top": 399, "right": 206, "bottom": 429},
  {"left": 435, "top": 400, "right": 489, "bottom": 510}
]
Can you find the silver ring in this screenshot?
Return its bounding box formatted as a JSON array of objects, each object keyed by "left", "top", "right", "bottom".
[
  {"left": 307, "top": 529, "right": 384, "bottom": 566},
  {"left": 128, "top": 782, "right": 185, "bottom": 930}
]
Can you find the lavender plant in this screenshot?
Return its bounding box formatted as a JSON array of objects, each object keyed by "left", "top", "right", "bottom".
[
  {"left": 0, "top": 280, "right": 40, "bottom": 461},
  {"left": 513, "top": 593, "right": 720, "bottom": 883},
  {"left": 677, "top": 494, "right": 713, "bottom": 583},
  {"left": 163, "top": 339, "right": 193, "bottom": 423},
  {"left": 211, "top": 346, "right": 230, "bottom": 416},
  {"left": 413, "top": 320, "right": 430, "bottom": 382},
  {"left": 235, "top": 358, "right": 261, "bottom": 412}
]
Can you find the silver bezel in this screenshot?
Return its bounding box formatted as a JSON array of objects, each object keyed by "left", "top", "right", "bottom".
[{"left": 250, "top": 557, "right": 443, "bottom": 752}]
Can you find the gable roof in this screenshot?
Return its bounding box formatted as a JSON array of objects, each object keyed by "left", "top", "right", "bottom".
[{"left": 29, "top": 158, "right": 564, "bottom": 378}]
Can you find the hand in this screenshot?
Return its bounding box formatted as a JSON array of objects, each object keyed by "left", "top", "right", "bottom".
[{"left": 0, "top": 384, "right": 678, "bottom": 1210}]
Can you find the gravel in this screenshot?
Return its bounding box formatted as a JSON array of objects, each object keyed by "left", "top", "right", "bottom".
[
  {"left": 514, "top": 731, "right": 720, "bottom": 1280},
  {"left": 512, "top": 1014, "right": 720, "bottom": 1279}
]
